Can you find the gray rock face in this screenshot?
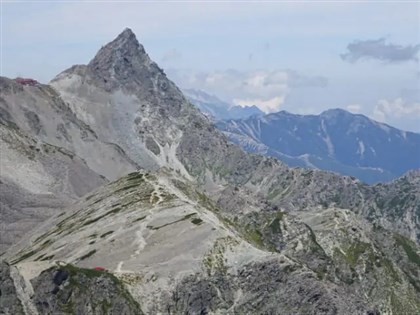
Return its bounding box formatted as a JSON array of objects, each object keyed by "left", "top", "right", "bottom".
[
  {"left": 31, "top": 265, "right": 142, "bottom": 315},
  {"left": 0, "top": 77, "right": 136, "bottom": 182},
  {"left": 0, "top": 262, "right": 24, "bottom": 315},
  {"left": 0, "top": 261, "right": 142, "bottom": 315},
  {"left": 4, "top": 170, "right": 419, "bottom": 314},
  {"left": 0, "top": 75, "right": 140, "bottom": 251},
  {"left": 168, "top": 259, "right": 374, "bottom": 315},
  {"left": 0, "top": 121, "right": 106, "bottom": 252}
]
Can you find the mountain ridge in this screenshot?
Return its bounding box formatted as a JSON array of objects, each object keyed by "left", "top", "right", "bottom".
[
  {"left": 183, "top": 88, "right": 264, "bottom": 120},
  {"left": 217, "top": 108, "right": 420, "bottom": 184},
  {"left": 1, "top": 28, "right": 419, "bottom": 314}
]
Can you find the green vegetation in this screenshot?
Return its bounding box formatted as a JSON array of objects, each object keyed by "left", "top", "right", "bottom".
[
  {"left": 345, "top": 241, "right": 370, "bottom": 267},
  {"left": 151, "top": 194, "right": 160, "bottom": 204},
  {"left": 196, "top": 190, "right": 218, "bottom": 211},
  {"left": 267, "top": 187, "right": 284, "bottom": 200},
  {"left": 191, "top": 218, "right": 203, "bottom": 225},
  {"left": 85, "top": 194, "right": 95, "bottom": 201},
  {"left": 394, "top": 234, "right": 420, "bottom": 266},
  {"left": 305, "top": 224, "right": 326, "bottom": 255},
  {"left": 11, "top": 250, "right": 37, "bottom": 264},
  {"left": 269, "top": 212, "right": 285, "bottom": 234},
  {"left": 82, "top": 207, "right": 122, "bottom": 227},
  {"left": 147, "top": 213, "right": 197, "bottom": 230},
  {"left": 100, "top": 231, "right": 114, "bottom": 238},
  {"left": 203, "top": 237, "right": 238, "bottom": 276},
  {"left": 114, "top": 183, "right": 143, "bottom": 193},
  {"left": 221, "top": 217, "right": 235, "bottom": 227},
  {"left": 385, "top": 263, "right": 401, "bottom": 284},
  {"left": 133, "top": 215, "right": 147, "bottom": 223},
  {"left": 40, "top": 254, "right": 55, "bottom": 261},
  {"left": 35, "top": 254, "right": 46, "bottom": 261},
  {"left": 78, "top": 249, "right": 97, "bottom": 261},
  {"left": 113, "top": 172, "right": 145, "bottom": 193},
  {"left": 64, "top": 264, "right": 104, "bottom": 280},
  {"left": 244, "top": 227, "right": 264, "bottom": 247}
]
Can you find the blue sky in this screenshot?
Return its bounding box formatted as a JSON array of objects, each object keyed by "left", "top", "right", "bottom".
[{"left": 2, "top": 1, "right": 420, "bottom": 132}]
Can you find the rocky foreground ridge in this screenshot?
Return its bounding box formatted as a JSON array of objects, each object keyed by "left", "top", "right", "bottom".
[{"left": 0, "top": 28, "right": 419, "bottom": 314}]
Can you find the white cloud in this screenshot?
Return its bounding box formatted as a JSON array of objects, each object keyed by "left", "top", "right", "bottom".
[
  {"left": 346, "top": 104, "right": 362, "bottom": 113},
  {"left": 161, "top": 49, "right": 182, "bottom": 63},
  {"left": 373, "top": 98, "right": 420, "bottom": 123},
  {"left": 234, "top": 96, "right": 286, "bottom": 112},
  {"left": 167, "top": 69, "right": 326, "bottom": 113}
]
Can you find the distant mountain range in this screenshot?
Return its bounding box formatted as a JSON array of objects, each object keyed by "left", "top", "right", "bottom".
[
  {"left": 215, "top": 109, "right": 420, "bottom": 184},
  {"left": 183, "top": 88, "right": 264, "bottom": 120}
]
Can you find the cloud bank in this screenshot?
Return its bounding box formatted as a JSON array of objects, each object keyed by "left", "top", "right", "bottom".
[
  {"left": 341, "top": 38, "right": 420, "bottom": 63},
  {"left": 373, "top": 98, "right": 420, "bottom": 124},
  {"left": 167, "top": 69, "right": 327, "bottom": 113}
]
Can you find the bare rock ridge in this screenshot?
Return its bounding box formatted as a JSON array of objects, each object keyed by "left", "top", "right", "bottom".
[
  {"left": 1, "top": 28, "right": 420, "bottom": 314},
  {"left": 87, "top": 28, "right": 154, "bottom": 92}
]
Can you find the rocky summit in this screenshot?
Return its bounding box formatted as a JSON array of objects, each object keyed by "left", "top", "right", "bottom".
[{"left": 1, "top": 28, "right": 419, "bottom": 315}]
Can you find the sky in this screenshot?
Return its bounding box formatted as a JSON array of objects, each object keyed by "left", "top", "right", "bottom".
[{"left": 2, "top": 0, "right": 420, "bottom": 132}]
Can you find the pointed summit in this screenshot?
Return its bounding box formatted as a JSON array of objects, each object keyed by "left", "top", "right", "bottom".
[
  {"left": 86, "top": 28, "right": 160, "bottom": 91},
  {"left": 117, "top": 27, "right": 136, "bottom": 39}
]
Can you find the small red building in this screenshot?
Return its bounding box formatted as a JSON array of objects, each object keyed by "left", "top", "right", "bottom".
[
  {"left": 15, "top": 77, "right": 39, "bottom": 86},
  {"left": 93, "top": 266, "right": 107, "bottom": 272}
]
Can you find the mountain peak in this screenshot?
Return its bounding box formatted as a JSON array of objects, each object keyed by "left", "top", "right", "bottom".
[
  {"left": 108, "top": 27, "right": 140, "bottom": 50},
  {"left": 86, "top": 28, "right": 156, "bottom": 90},
  {"left": 119, "top": 27, "right": 135, "bottom": 39}
]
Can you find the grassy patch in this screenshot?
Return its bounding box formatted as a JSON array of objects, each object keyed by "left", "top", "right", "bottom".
[
  {"left": 202, "top": 237, "right": 237, "bottom": 275},
  {"left": 394, "top": 234, "right": 420, "bottom": 266},
  {"left": 151, "top": 194, "right": 160, "bottom": 204},
  {"left": 269, "top": 212, "right": 285, "bottom": 234},
  {"left": 147, "top": 213, "right": 197, "bottom": 230},
  {"left": 82, "top": 207, "right": 122, "bottom": 227},
  {"left": 78, "top": 249, "right": 97, "bottom": 261},
  {"left": 305, "top": 224, "right": 326, "bottom": 255},
  {"left": 196, "top": 190, "right": 218, "bottom": 211},
  {"left": 11, "top": 250, "right": 37, "bottom": 264},
  {"left": 245, "top": 227, "right": 264, "bottom": 247},
  {"left": 114, "top": 183, "right": 143, "bottom": 194},
  {"left": 83, "top": 215, "right": 106, "bottom": 227},
  {"left": 191, "top": 218, "right": 204, "bottom": 225},
  {"left": 221, "top": 217, "right": 234, "bottom": 227},
  {"left": 40, "top": 254, "right": 55, "bottom": 261},
  {"left": 345, "top": 241, "right": 370, "bottom": 267},
  {"left": 100, "top": 231, "right": 114, "bottom": 238},
  {"left": 133, "top": 215, "right": 147, "bottom": 223}
]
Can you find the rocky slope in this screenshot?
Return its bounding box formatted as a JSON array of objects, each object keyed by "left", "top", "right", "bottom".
[
  {"left": 0, "top": 261, "right": 141, "bottom": 315},
  {"left": 1, "top": 28, "right": 419, "bottom": 314},
  {"left": 0, "top": 77, "right": 138, "bottom": 252},
  {"left": 4, "top": 170, "right": 420, "bottom": 314},
  {"left": 217, "top": 109, "right": 420, "bottom": 184}
]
